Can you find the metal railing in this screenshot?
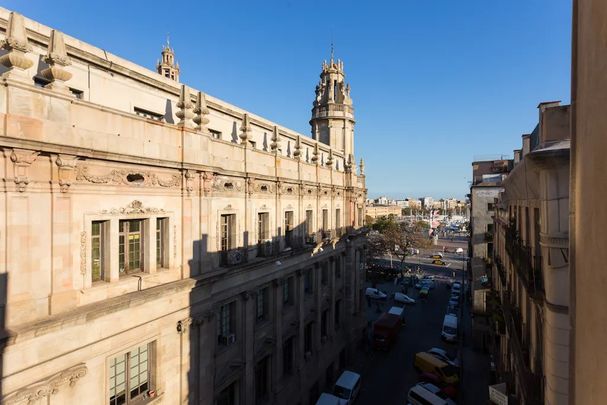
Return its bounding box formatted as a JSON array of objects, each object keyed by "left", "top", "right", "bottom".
[
  {"left": 501, "top": 298, "right": 543, "bottom": 404},
  {"left": 504, "top": 224, "right": 544, "bottom": 300}
]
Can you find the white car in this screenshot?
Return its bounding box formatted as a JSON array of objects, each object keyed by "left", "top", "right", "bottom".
[
  {"left": 394, "top": 292, "right": 416, "bottom": 305},
  {"left": 365, "top": 287, "right": 387, "bottom": 300},
  {"left": 315, "top": 393, "right": 347, "bottom": 405},
  {"left": 427, "top": 347, "right": 460, "bottom": 367}
]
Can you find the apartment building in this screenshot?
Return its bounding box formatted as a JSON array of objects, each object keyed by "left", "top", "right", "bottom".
[
  {"left": 0, "top": 9, "right": 368, "bottom": 405},
  {"left": 492, "top": 102, "right": 571, "bottom": 404}
]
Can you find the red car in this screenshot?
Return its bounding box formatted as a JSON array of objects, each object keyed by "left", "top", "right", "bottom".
[{"left": 418, "top": 372, "right": 458, "bottom": 399}]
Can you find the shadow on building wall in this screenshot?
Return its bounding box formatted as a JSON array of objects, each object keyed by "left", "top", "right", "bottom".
[
  {"left": 185, "top": 220, "right": 341, "bottom": 405},
  {"left": 0, "top": 273, "right": 7, "bottom": 399}
]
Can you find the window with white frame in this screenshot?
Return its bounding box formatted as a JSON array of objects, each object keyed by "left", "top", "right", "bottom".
[
  {"left": 156, "top": 218, "right": 168, "bottom": 268},
  {"left": 284, "top": 211, "right": 294, "bottom": 248},
  {"left": 218, "top": 302, "right": 236, "bottom": 344},
  {"left": 220, "top": 214, "right": 236, "bottom": 265},
  {"left": 92, "top": 220, "right": 107, "bottom": 282},
  {"left": 256, "top": 287, "right": 268, "bottom": 322},
  {"left": 119, "top": 219, "right": 144, "bottom": 275},
  {"left": 108, "top": 342, "right": 154, "bottom": 405}
]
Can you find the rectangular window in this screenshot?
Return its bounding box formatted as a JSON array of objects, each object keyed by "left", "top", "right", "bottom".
[
  {"left": 488, "top": 202, "right": 495, "bottom": 211},
  {"left": 255, "top": 356, "right": 270, "bottom": 401},
  {"left": 209, "top": 129, "right": 222, "bottom": 140},
  {"left": 220, "top": 214, "right": 236, "bottom": 265},
  {"left": 322, "top": 209, "right": 329, "bottom": 232},
  {"left": 109, "top": 342, "right": 153, "bottom": 405},
  {"left": 258, "top": 212, "right": 270, "bottom": 243},
  {"left": 487, "top": 223, "right": 494, "bottom": 233},
  {"left": 218, "top": 302, "right": 236, "bottom": 344},
  {"left": 284, "top": 211, "right": 294, "bottom": 248},
  {"left": 134, "top": 106, "right": 163, "bottom": 121},
  {"left": 304, "top": 269, "right": 313, "bottom": 295},
  {"left": 283, "top": 337, "right": 294, "bottom": 375},
  {"left": 119, "top": 219, "right": 144, "bottom": 275},
  {"left": 335, "top": 300, "right": 341, "bottom": 327},
  {"left": 304, "top": 322, "right": 313, "bottom": 353},
  {"left": 283, "top": 277, "right": 293, "bottom": 305},
  {"left": 358, "top": 207, "right": 363, "bottom": 226},
  {"left": 256, "top": 287, "right": 268, "bottom": 322},
  {"left": 321, "top": 262, "right": 329, "bottom": 286},
  {"left": 305, "top": 209, "right": 314, "bottom": 240},
  {"left": 92, "top": 220, "right": 106, "bottom": 282},
  {"left": 156, "top": 218, "right": 168, "bottom": 268},
  {"left": 335, "top": 208, "right": 341, "bottom": 234}
]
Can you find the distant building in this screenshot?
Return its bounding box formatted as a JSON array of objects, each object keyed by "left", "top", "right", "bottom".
[
  {"left": 421, "top": 196, "right": 433, "bottom": 209},
  {"left": 365, "top": 204, "right": 402, "bottom": 219}
]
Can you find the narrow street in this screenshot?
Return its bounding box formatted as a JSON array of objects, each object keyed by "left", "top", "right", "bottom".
[{"left": 350, "top": 237, "right": 490, "bottom": 405}]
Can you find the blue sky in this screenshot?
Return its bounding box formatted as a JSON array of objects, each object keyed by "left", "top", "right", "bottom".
[{"left": 4, "top": 0, "right": 572, "bottom": 199}]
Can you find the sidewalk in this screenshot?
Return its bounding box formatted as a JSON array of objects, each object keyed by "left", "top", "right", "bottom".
[{"left": 460, "top": 294, "right": 491, "bottom": 404}]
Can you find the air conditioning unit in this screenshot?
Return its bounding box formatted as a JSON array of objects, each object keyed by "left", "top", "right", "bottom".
[
  {"left": 227, "top": 334, "right": 236, "bottom": 345},
  {"left": 227, "top": 250, "right": 244, "bottom": 265}
]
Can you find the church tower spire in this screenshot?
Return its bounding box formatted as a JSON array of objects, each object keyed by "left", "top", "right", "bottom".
[
  {"left": 310, "top": 48, "right": 355, "bottom": 157},
  {"left": 157, "top": 38, "right": 180, "bottom": 81}
]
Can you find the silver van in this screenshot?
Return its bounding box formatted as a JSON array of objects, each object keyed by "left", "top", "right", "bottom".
[{"left": 333, "top": 370, "right": 361, "bottom": 404}]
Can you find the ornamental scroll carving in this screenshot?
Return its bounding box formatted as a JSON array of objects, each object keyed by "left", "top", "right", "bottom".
[
  {"left": 99, "top": 200, "right": 166, "bottom": 216},
  {"left": 212, "top": 176, "right": 243, "bottom": 192},
  {"left": 75, "top": 166, "right": 180, "bottom": 188},
  {"left": 2, "top": 363, "right": 87, "bottom": 405}
]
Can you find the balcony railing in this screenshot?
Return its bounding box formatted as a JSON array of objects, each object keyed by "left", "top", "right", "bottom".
[
  {"left": 501, "top": 298, "right": 543, "bottom": 404},
  {"left": 504, "top": 224, "right": 544, "bottom": 300}
]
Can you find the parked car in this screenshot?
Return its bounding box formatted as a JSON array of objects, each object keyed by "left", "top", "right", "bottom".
[
  {"left": 414, "top": 352, "right": 459, "bottom": 385},
  {"left": 315, "top": 393, "right": 347, "bottom": 405},
  {"left": 448, "top": 297, "right": 459, "bottom": 308},
  {"left": 333, "top": 370, "right": 361, "bottom": 404},
  {"left": 422, "top": 280, "right": 435, "bottom": 289},
  {"left": 388, "top": 306, "right": 406, "bottom": 324},
  {"left": 446, "top": 304, "right": 457, "bottom": 316},
  {"left": 419, "top": 287, "right": 429, "bottom": 298},
  {"left": 407, "top": 383, "right": 457, "bottom": 405},
  {"left": 365, "top": 287, "right": 387, "bottom": 300},
  {"left": 394, "top": 292, "right": 416, "bottom": 305},
  {"left": 441, "top": 314, "right": 458, "bottom": 342},
  {"left": 430, "top": 253, "right": 444, "bottom": 259},
  {"left": 411, "top": 381, "right": 457, "bottom": 403},
  {"left": 417, "top": 373, "right": 458, "bottom": 399},
  {"left": 427, "top": 347, "right": 460, "bottom": 367}
]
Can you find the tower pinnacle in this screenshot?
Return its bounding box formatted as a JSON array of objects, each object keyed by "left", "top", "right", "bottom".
[
  {"left": 310, "top": 53, "right": 355, "bottom": 157},
  {"left": 157, "top": 39, "right": 179, "bottom": 81}
]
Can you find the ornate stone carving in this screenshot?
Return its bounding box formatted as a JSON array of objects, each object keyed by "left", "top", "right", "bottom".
[
  {"left": 9, "top": 148, "right": 39, "bottom": 192},
  {"left": 176, "top": 85, "right": 195, "bottom": 128},
  {"left": 270, "top": 126, "right": 280, "bottom": 153},
  {"left": 359, "top": 158, "right": 365, "bottom": 175},
  {"left": 99, "top": 200, "right": 166, "bottom": 216},
  {"left": 55, "top": 154, "right": 79, "bottom": 192},
  {"left": 202, "top": 171, "right": 215, "bottom": 195},
  {"left": 184, "top": 170, "right": 194, "bottom": 196},
  {"left": 311, "top": 144, "right": 319, "bottom": 164},
  {"left": 75, "top": 166, "right": 180, "bottom": 188},
  {"left": 193, "top": 91, "right": 210, "bottom": 132},
  {"left": 293, "top": 136, "right": 301, "bottom": 159},
  {"left": 80, "top": 231, "right": 87, "bottom": 275},
  {"left": 212, "top": 176, "right": 243, "bottom": 193},
  {"left": 0, "top": 12, "right": 34, "bottom": 80},
  {"left": 40, "top": 30, "right": 72, "bottom": 92},
  {"left": 326, "top": 149, "right": 333, "bottom": 167},
  {"left": 240, "top": 114, "right": 251, "bottom": 144},
  {"left": 3, "top": 363, "right": 87, "bottom": 405},
  {"left": 253, "top": 181, "right": 275, "bottom": 194}
]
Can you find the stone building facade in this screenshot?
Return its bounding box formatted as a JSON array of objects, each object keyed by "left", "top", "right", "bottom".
[
  {"left": 491, "top": 102, "right": 571, "bottom": 404},
  {"left": 0, "top": 9, "right": 368, "bottom": 405}
]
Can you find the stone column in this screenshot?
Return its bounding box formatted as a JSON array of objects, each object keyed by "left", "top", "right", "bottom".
[
  {"left": 145, "top": 216, "right": 157, "bottom": 274},
  {"left": 109, "top": 218, "right": 120, "bottom": 282}
]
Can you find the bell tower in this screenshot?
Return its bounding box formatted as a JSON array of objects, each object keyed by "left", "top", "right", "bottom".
[
  {"left": 157, "top": 39, "right": 180, "bottom": 81},
  {"left": 310, "top": 48, "right": 355, "bottom": 158}
]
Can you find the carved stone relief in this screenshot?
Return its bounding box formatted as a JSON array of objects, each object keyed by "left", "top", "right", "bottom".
[
  {"left": 212, "top": 176, "right": 243, "bottom": 193},
  {"left": 56, "top": 154, "right": 79, "bottom": 192},
  {"left": 75, "top": 165, "right": 180, "bottom": 188},
  {"left": 2, "top": 363, "right": 87, "bottom": 405},
  {"left": 9, "top": 148, "right": 39, "bottom": 192},
  {"left": 99, "top": 200, "right": 166, "bottom": 216}
]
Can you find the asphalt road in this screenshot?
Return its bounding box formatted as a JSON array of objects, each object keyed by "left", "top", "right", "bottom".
[{"left": 354, "top": 277, "right": 459, "bottom": 405}]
